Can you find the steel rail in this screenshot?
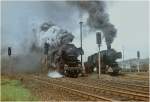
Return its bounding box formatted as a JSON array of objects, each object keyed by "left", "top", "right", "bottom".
[
  {"left": 52, "top": 78, "right": 150, "bottom": 101},
  {"left": 62, "top": 78, "right": 149, "bottom": 95},
  {"left": 33, "top": 75, "right": 149, "bottom": 101},
  {"left": 27, "top": 76, "right": 113, "bottom": 101}
]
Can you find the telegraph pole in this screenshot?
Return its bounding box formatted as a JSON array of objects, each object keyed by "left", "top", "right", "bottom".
[
  {"left": 80, "top": 21, "right": 83, "bottom": 67},
  {"left": 98, "top": 45, "right": 101, "bottom": 78},
  {"left": 96, "top": 32, "right": 101, "bottom": 78},
  {"left": 122, "top": 46, "right": 125, "bottom": 70}
]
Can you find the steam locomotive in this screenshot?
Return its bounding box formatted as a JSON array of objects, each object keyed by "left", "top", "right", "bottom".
[
  {"left": 47, "top": 43, "right": 83, "bottom": 78},
  {"left": 45, "top": 42, "right": 121, "bottom": 77},
  {"left": 84, "top": 48, "right": 122, "bottom": 75}
]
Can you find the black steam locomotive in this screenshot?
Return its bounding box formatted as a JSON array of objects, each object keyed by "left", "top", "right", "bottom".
[
  {"left": 48, "top": 43, "right": 83, "bottom": 78},
  {"left": 45, "top": 41, "right": 121, "bottom": 77},
  {"left": 84, "top": 48, "right": 122, "bottom": 75}
]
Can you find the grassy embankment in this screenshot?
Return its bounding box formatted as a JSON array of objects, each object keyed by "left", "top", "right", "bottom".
[{"left": 1, "top": 77, "right": 38, "bottom": 101}]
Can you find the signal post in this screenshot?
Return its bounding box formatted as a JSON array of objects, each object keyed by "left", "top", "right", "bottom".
[
  {"left": 96, "top": 32, "right": 101, "bottom": 78},
  {"left": 137, "top": 51, "right": 140, "bottom": 72}
]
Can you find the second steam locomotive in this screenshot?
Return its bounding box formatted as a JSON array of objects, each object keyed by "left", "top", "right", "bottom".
[{"left": 84, "top": 48, "right": 122, "bottom": 75}]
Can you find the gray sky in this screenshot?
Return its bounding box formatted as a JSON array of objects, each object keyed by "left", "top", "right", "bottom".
[
  {"left": 108, "top": 1, "right": 149, "bottom": 60},
  {"left": 1, "top": 1, "right": 149, "bottom": 61},
  {"left": 80, "top": 1, "right": 149, "bottom": 61}
]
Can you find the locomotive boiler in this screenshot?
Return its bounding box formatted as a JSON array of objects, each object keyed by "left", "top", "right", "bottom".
[
  {"left": 48, "top": 43, "right": 83, "bottom": 78},
  {"left": 84, "top": 48, "right": 122, "bottom": 75}
]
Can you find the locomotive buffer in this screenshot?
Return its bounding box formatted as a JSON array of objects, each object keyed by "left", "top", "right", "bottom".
[{"left": 96, "top": 32, "right": 102, "bottom": 78}]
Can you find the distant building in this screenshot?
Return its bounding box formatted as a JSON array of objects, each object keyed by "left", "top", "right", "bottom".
[{"left": 118, "top": 58, "right": 149, "bottom": 72}]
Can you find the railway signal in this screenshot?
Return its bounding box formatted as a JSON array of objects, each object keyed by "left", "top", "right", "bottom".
[
  {"left": 8, "top": 47, "right": 12, "bottom": 73},
  {"left": 8, "top": 47, "right": 11, "bottom": 56},
  {"left": 137, "top": 51, "right": 140, "bottom": 72},
  {"left": 137, "top": 51, "right": 140, "bottom": 59},
  {"left": 96, "top": 32, "right": 102, "bottom": 78}
]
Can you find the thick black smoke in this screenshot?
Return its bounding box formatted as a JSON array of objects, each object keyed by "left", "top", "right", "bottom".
[{"left": 69, "top": 1, "right": 117, "bottom": 49}]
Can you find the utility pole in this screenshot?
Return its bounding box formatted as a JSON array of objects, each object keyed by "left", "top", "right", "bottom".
[
  {"left": 79, "top": 21, "right": 83, "bottom": 68},
  {"left": 122, "top": 46, "right": 125, "bottom": 71},
  {"left": 96, "top": 32, "right": 101, "bottom": 78},
  {"left": 98, "top": 45, "right": 101, "bottom": 78}
]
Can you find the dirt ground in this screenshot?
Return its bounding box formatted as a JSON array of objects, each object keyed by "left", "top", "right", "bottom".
[{"left": 1, "top": 72, "right": 149, "bottom": 101}]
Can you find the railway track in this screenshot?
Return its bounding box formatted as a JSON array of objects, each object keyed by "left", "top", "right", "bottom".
[
  {"left": 101, "top": 76, "right": 149, "bottom": 85},
  {"left": 31, "top": 75, "right": 149, "bottom": 101},
  {"left": 72, "top": 77, "right": 149, "bottom": 91},
  {"left": 120, "top": 72, "right": 149, "bottom": 81},
  {"left": 121, "top": 76, "right": 149, "bottom": 81},
  {"left": 63, "top": 78, "right": 149, "bottom": 95},
  {"left": 25, "top": 75, "right": 113, "bottom": 101},
  {"left": 99, "top": 79, "right": 149, "bottom": 91}
]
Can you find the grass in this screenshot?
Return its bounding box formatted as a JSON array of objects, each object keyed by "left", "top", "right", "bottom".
[{"left": 1, "top": 77, "right": 38, "bottom": 101}]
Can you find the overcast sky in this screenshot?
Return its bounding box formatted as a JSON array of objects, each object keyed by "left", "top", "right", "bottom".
[
  {"left": 108, "top": 1, "right": 149, "bottom": 60},
  {"left": 81, "top": 1, "right": 149, "bottom": 61},
  {"left": 1, "top": 1, "right": 149, "bottom": 61}
]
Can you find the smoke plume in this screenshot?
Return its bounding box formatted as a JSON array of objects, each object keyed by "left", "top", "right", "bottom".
[
  {"left": 48, "top": 71, "right": 63, "bottom": 78},
  {"left": 39, "top": 22, "right": 74, "bottom": 50},
  {"left": 1, "top": 1, "right": 76, "bottom": 73},
  {"left": 69, "top": 1, "right": 117, "bottom": 49},
  {"left": 1, "top": 1, "right": 117, "bottom": 73}
]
